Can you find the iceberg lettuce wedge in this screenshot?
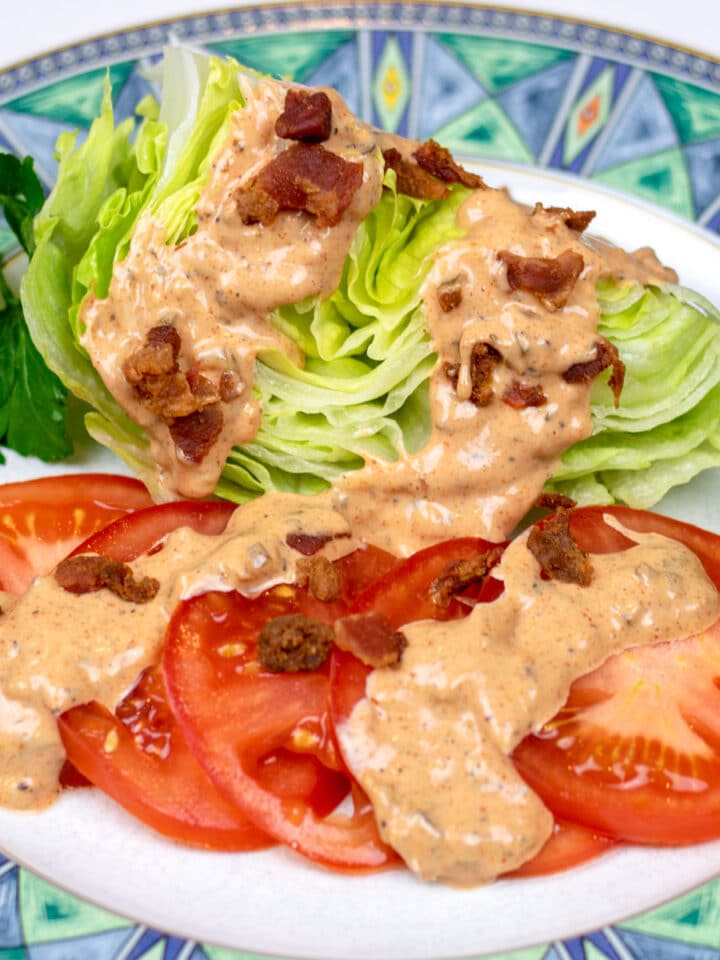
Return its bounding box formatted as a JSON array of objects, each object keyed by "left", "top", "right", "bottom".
[{"left": 20, "top": 47, "right": 720, "bottom": 511}]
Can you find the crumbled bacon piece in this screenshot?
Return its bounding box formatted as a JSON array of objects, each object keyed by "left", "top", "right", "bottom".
[
  {"left": 275, "top": 88, "right": 333, "bottom": 143},
  {"left": 55, "top": 555, "right": 160, "bottom": 603},
  {"left": 527, "top": 508, "right": 593, "bottom": 586},
  {"left": 444, "top": 341, "right": 502, "bottom": 407},
  {"left": 437, "top": 276, "right": 464, "bottom": 313},
  {"left": 296, "top": 555, "right": 342, "bottom": 603},
  {"left": 236, "top": 142, "right": 363, "bottom": 228},
  {"left": 334, "top": 611, "right": 407, "bottom": 669},
  {"left": 382, "top": 147, "right": 449, "bottom": 201},
  {"left": 535, "top": 492, "right": 577, "bottom": 512},
  {"left": 258, "top": 613, "right": 334, "bottom": 672},
  {"left": 562, "top": 338, "right": 625, "bottom": 407},
  {"left": 498, "top": 249, "right": 585, "bottom": 310},
  {"left": 534, "top": 203, "right": 596, "bottom": 233},
  {"left": 501, "top": 380, "right": 548, "bottom": 409},
  {"left": 123, "top": 325, "right": 233, "bottom": 463},
  {"left": 168, "top": 404, "right": 224, "bottom": 463},
  {"left": 219, "top": 370, "right": 242, "bottom": 402},
  {"left": 414, "top": 139, "right": 486, "bottom": 190},
  {"left": 123, "top": 325, "right": 198, "bottom": 420},
  {"left": 430, "top": 546, "right": 504, "bottom": 608},
  {"left": 286, "top": 532, "right": 333, "bottom": 556}
]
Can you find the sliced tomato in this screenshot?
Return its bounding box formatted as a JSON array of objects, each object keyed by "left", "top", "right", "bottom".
[
  {"left": 163, "top": 584, "right": 398, "bottom": 870},
  {"left": 348, "top": 536, "right": 504, "bottom": 626},
  {"left": 333, "top": 543, "right": 399, "bottom": 604},
  {"left": 70, "top": 498, "right": 236, "bottom": 562},
  {"left": 0, "top": 473, "right": 153, "bottom": 593},
  {"left": 513, "top": 507, "right": 720, "bottom": 846},
  {"left": 58, "top": 666, "right": 271, "bottom": 850},
  {"left": 330, "top": 537, "right": 504, "bottom": 740},
  {"left": 504, "top": 820, "right": 616, "bottom": 879}
]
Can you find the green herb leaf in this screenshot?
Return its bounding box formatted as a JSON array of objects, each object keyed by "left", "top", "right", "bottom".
[
  {"left": 0, "top": 153, "right": 45, "bottom": 256},
  {"left": 0, "top": 152, "right": 73, "bottom": 462}
]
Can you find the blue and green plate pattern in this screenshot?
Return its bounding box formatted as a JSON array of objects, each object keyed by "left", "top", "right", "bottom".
[{"left": 1, "top": 3, "right": 720, "bottom": 958}]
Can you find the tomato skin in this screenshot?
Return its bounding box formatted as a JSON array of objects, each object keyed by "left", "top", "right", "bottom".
[
  {"left": 504, "top": 820, "right": 615, "bottom": 879},
  {"left": 349, "top": 536, "right": 503, "bottom": 627},
  {"left": 163, "top": 586, "right": 398, "bottom": 870},
  {"left": 0, "top": 473, "right": 153, "bottom": 593},
  {"left": 330, "top": 537, "right": 504, "bottom": 747},
  {"left": 514, "top": 507, "right": 720, "bottom": 846},
  {"left": 58, "top": 666, "right": 271, "bottom": 851},
  {"left": 70, "top": 499, "right": 236, "bottom": 562}
]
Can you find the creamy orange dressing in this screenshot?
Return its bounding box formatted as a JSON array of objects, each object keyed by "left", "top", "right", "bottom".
[
  {"left": 332, "top": 196, "right": 675, "bottom": 553},
  {"left": 338, "top": 522, "right": 720, "bottom": 885},
  {"left": 0, "top": 492, "right": 350, "bottom": 810},
  {"left": 80, "top": 76, "right": 383, "bottom": 499}
]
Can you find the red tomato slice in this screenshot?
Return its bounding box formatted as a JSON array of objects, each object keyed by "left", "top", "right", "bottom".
[
  {"left": 513, "top": 506, "right": 720, "bottom": 846},
  {"left": 163, "top": 585, "right": 398, "bottom": 870},
  {"left": 0, "top": 473, "right": 153, "bottom": 593},
  {"left": 330, "top": 537, "right": 504, "bottom": 742},
  {"left": 58, "top": 666, "right": 271, "bottom": 850},
  {"left": 504, "top": 820, "right": 615, "bottom": 879},
  {"left": 349, "top": 536, "right": 503, "bottom": 627},
  {"left": 70, "top": 498, "right": 236, "bottom": 562}
]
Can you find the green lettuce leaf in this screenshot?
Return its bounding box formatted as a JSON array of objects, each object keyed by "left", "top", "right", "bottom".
[{"left": 546, "top": 282, "right": 720, "bottom": 506}]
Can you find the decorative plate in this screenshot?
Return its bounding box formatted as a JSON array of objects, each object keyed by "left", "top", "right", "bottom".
[{"left": 1, "top": 4, "right": 720, "bottom": 960}]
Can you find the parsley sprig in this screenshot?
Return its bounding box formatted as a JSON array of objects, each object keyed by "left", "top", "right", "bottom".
[{"left": 0, "top": 153, "right": 72, "bottom": 462}]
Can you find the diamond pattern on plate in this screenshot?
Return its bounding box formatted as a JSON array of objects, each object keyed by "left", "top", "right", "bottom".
[
  {"left": 414, "top": 34, "right": 487, "bottom": 140},
  {"left": 209, "top": 31, "right": 354, "bottom": 83},
  {"left": 563, "top": 65, "right": 615, "bottom": 165},
  {"left": 18, "top": 871, "right": 131, "bottom": 944},
  {"left": 589, "top": 71, "right": 679, "bottom": 174},
  {"left": 593, "top": 145, "right": 694, "bottom": 218},
  {"left": 372, "top": 34, "right": 411, "bottom": 132}
]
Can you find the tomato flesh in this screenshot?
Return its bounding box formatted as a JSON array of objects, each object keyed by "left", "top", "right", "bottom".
[
  {"left": 0, "top": 473, "right": 153, "bottom": 593},
  {"left": 504, "top": 820, "right": 615, "bottom": 879},
  {"left": 163, "top": 585, "right": 398, "bottom": 869},
  {"left": 514, "top": 507, "right": 720, "bottom": 846},
  {"left": 58, "top": 665, "right": 271, "bottom": 850}
]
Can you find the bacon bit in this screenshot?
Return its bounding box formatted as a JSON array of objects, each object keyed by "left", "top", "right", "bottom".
[
  {"left": 123, "top": 324, "right": 197, "bottom": 419},
  {"left": 501, "top": 380, "right": 548, "bottom": 409},
  {"left": 527, "top": 508, "right": 593, "bottom": 586},
  {"left": 437, "top": 276, "right": 464, "bottom": 313},
  {"left": 219, "top": 370, "right": 243, "bottom": 402},
  {"left": 498, "top": 249, "right": 585, "bottom": 311},
  {"left": 534, "top": 203, "right": 596, "bottom": 233},
  {"left": 296, "top": 555, "right": 342, "bottom": 603},
  {"left": 286, "top": 532, "right": 334, "bottom": 556},
  {"left": 444, "top": 341, "right": 502, "bottom": 407},
  {"left": 168, "top": 403, "right": 224, "bottom": 463},
  {"left": 382, "top": 147, "right": 449, "bottom": 201},
  {"left": 414, "top": 139, "right": 486, "bottom": 190},
  {"left": 275, "top": 88, "right": 333, "bottom": 143},
  {"left": 236, "top": 142, "right": 363, "bottom": 228},
  {"left": 562, "top": 338, "right": 625, "bottom": 407},
  {"left": 55, "top": 555, "right": 160, "bottom": 603},
  {"left": 258, "top": 613, "right": 334, "bottom": 673},
  {"left": 335, "top": 611, "right": 407, "bottom": 669},
  {"left": 430, "top": 546, "right": 504, "bottom": 608},
  {"left": 535, "top": 492, "right": 577, "bottom": 511}
]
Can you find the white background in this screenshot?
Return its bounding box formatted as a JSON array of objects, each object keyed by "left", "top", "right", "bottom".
[{"left": 1, "top": 0, "right": 718, "bottom": 68}]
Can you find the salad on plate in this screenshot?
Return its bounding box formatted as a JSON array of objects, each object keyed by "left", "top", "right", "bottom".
[{"left": 1, "top": 46, "right": 720, "bottom": 888}]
